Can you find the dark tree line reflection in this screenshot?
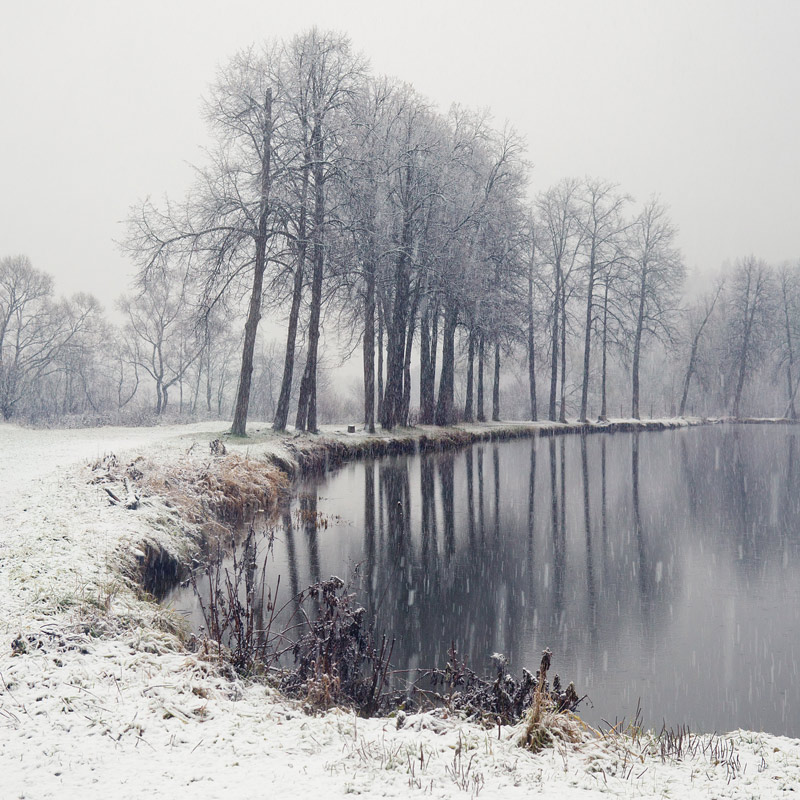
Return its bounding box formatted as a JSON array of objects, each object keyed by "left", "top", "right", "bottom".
[
  {"left": 274, "top": 432, "right": 682, "bottom": 681},
  {"left": 169, "top": 426, "right": 800, "bottom": 734}
]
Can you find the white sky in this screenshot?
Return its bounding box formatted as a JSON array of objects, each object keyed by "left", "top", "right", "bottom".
[{"left": 2, "top": 0, "right": 799, "bottom": 312}]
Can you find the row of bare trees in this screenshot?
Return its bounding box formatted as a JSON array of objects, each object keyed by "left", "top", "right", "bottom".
[
  {"left": 1, "top": 251, "right": 796, "bottom": 426},
  {"left": 122, "top": 30, "right": 689, "bottom": 434},
  {"left": 0, "top": 255, "right": 105, "bottom": 420},
  {"left": 677, "top": 257, "right": 800, "bottom": 420},
  {"left": 0, "top": 254, "right": 241, "bottom": 421},
  {"left": 4, "top": 31, "right": 798, "bottom": 428}
]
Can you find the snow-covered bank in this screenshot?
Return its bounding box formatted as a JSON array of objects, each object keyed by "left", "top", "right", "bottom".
[{"left": 2, "top": 418, "right": 799, "bottom": 799}]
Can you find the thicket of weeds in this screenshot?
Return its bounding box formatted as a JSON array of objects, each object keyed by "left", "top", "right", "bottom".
[
  {"left": 187, "top": 522, "right": 583, "bottom": 738},
  {"left": 145, "top": 448, "right": 289, "bottom": 527},
  {"left": 416, "top": 644, "right": 582, "bottom": 728},
  {"left": 190, "top": 531, "right": 395, "bottom": 715},
  {"left": 190, "top": 525, "right": 283, "bottom": 675},
  {"left": 278, "top": 576, "right": 394, "bottom": 716}
]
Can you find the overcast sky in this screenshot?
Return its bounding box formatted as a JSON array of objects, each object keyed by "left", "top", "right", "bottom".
[{"left": 2, "top": 0, "right": 799, "bottom": 312}]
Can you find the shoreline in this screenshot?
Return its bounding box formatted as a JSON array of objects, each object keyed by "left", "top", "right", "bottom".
[
  {"left": 2, "top": 417, "right": 800, "bottom": 798},
  {"left": 215, "top": 413, "right": 800, "bottom": 469}
]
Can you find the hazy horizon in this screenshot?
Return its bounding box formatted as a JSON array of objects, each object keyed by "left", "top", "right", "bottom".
[{"left": 2, "top": 0, "right": 799, "bottom": 314}]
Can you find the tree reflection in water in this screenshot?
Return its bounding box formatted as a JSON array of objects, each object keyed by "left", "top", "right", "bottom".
[{"left": 169, "top": 427, "right": 800, "bottom": 736}]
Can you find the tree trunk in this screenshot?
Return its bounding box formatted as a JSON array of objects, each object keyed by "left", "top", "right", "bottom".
[
  {"left": 579, "top": 252, "right": 596, "bottom": 422},
  {"left": 419, "top": 299, "right": 438, "bottom": 424},
  {"left": 599, "top": 281, "right": 609, "bottom": 421},
  {"left": 787, "top": 365, "right": 797, "bottom": 420},
  {"left": 549, "top": 259, "right": 560, "bottom": 420},
  {"left": 190, "top": 342, "right": 202, "bottom": 414},
  {"left": 559, "top": 279, "right": 567, "bottom": 422},
  {"left": 273, "top": 153, "right": 310, "bottom": 431},
  {"left": 492, "top": 342, "right": 500, "bottom": 421},
  {"left": 419, "top": 301, "right": 432, "bottom": 424},
  {"left": 631, "top": 269, "right": 647, "bottom": 420},
  {"left": 295, "top": 122, "right": 325, "bottom": 433},
  {"left": 231, "top": 88, "right": 272, "bottom": 437},
  {"left": 527, "top": 268, "right": 537, "bottom": 421},
  {"left": 464, "top": 327, "right": 475, "bottom": 422},
  {"left": 477, "top": 334, "right": 485, "bottom": 422},
  {"left": 679, "top": 285, "right": 721, "bottom": 417},
  {"left": 381, "top": 203, "right": 413, "bottom": 430},
  {"left": 434, "top": 305, "right": 458, "bottom": 425},
  {"left": 782, "top": 278, "right": 797, "bottom": 420},
  {"left": 203, "top": 325, "right": 212, "bottom": 413},
  {"left": 377, "top": 296, "right": 384, "bottom": 424},
  {"left": 400, "top": 307, "right": 416, "bottom": 425},
  {"left": 363, "top": 255, "right": 376, "bottom": 432},
  {"left": 732, "top": 307, "right": 754, "bottom": 419},
  {"left": 678, "top": 343, "right": 699, "bottom": 418},
  {"left": 678, "top": 320, "right": 706, "bottom": 419}
]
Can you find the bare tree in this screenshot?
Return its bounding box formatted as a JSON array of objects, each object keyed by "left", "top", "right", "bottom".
[
  {"left": 726, "top": 256, "right": 774, "bottom": 418},
  {"left": 126, "top": 46, "right": 282, "bottom": 435},
  {"left": 45, "top": 294, "right": 111, "bottom": 417},
  {"left": 0, "top": 256, "right": 99, "bottom": 420},
  {"left": 381, "top": 97, "right": 442, "bottom": 429},
  {"left": 625, "top": 199, "right": 684, "bottom": 419},
  {"left": 524, "top": 218, "right": 538, "bottom": 420},
  {"left": 576, "top": 179, "right": 629, "bottom": 422},
  {"left": 337, "top": 77, "right": 413, "bottom": 432},
  {"left": 678, "top": 276, "right": 724, "bottom": 417},
  {"left": 291, "top": 30, "right": 366, "bottom": 433},
  {"left": 119, "top": 266, "right": 203, "bottom": 415},
  {"left": 0, "top": 257, "right": 52, "bottom": 412},
  {"left": 777, "top": 261, "right": 800, "bottom": 419},
  {"left": 535, "top": 179, "right": 584, "bottom": 421}
]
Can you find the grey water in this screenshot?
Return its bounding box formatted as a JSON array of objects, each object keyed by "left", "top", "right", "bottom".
[{"left": 165, "top": 425, "right": 800, "bottom": 736}]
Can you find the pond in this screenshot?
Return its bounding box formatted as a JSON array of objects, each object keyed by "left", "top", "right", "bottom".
[{"left": 165, "top": 425, "right": 800, "bottom": 735}]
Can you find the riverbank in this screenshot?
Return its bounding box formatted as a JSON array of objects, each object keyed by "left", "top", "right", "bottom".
[{"left": 2, "top": 417, "right": 799, "bottom": 798}]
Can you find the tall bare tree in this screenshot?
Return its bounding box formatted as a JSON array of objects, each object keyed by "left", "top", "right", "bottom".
[
  {"left": 726, "top": 256, "right": 774, "bottom": 418},
  {"left": 777, "top": 262, "right": 800, "bottom": 419},
  {"left": 126, "top": 46, "right": 282, "bottom": 435},
  {"left": 535, "top": 179, "right": 584, "bottom": 421},
  {"left": 625, "top": 198, "right": 684, "bottom": 419},
  {"left": 576, "top": 179, "right": 629, "bottom": 422},
  {"left": 290, "top": 30, "right": 365, "bottom": 433}
]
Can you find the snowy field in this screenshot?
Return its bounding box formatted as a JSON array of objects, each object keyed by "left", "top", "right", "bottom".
[{"left": 2, "top": 419, "right": 799, "bottom": 798}]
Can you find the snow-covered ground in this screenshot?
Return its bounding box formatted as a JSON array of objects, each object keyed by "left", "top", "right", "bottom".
[{"left": 2, "top": 419, "right": 799, "bottom": 799}]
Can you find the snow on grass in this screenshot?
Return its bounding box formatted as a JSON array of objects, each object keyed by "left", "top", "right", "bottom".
[{"left": 1, "top": 418, "right": 798, "bottom": 798}]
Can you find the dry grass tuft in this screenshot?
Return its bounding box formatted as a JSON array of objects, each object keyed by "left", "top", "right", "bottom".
[
  {"left": 142, "top": 452, "right": 289, "bottom": 529},
  {"left": 519, "top": 649, "right": 588, "bottom": 753},
  {"left": 521, "top": 706, "right": 588, "bottom": 753}
]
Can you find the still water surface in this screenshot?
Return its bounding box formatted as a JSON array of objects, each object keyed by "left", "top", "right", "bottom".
[{"left": 166, "top": 425, "right": 800, "bottom": 735}]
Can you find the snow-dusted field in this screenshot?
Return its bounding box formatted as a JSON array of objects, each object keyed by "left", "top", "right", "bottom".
[{"left": 2, "top": 419, "right": 799, "bottom": 799}]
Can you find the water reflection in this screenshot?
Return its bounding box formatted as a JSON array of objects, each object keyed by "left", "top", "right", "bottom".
[{"left": 166, "top": 426, "right": 800, "bottom": 736}]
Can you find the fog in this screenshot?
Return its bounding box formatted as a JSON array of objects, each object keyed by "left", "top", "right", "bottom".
[{"left": 2, "top": 0, "right": 798, "bottom": 311}]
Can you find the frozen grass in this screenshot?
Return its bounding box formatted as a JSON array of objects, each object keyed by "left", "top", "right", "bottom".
[{"left": 2, "top": 418, "right": 800, "bottom": 798}]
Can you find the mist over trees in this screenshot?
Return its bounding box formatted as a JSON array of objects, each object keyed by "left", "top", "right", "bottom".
[{"left": 3, "top": 30, "right": 798, "bottom": 428}]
